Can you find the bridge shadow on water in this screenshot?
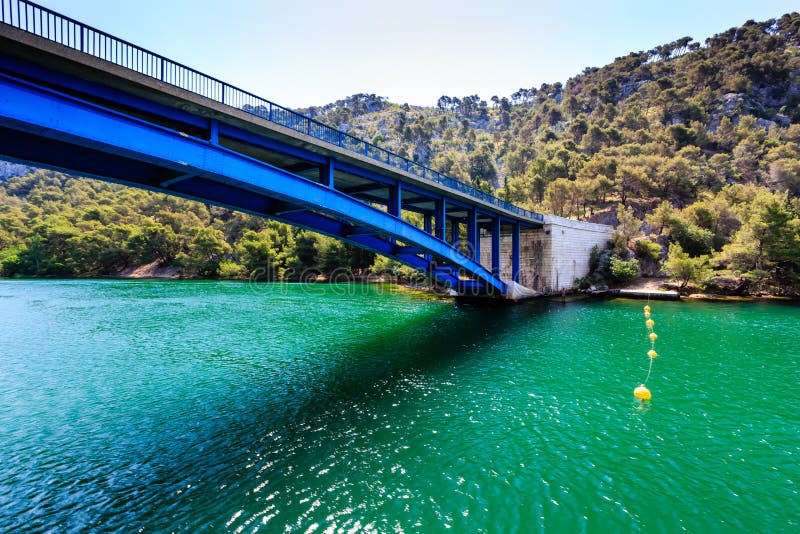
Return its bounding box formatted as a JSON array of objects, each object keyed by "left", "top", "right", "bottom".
[
  {"left": 188, "top": 296, "right": 546, "bottom": 437},
  {"left": 242, "top": 298, "right": 550, "bottom": 428},
  {"left": 197, "top": 297, "right": 552, "bottom": 458}
]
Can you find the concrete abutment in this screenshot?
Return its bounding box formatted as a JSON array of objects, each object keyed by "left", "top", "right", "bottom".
[{"left": 479, "top": 215, "right": 613, "bottom": 296}]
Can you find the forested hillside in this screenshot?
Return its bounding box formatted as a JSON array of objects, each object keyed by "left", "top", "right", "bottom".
[
  {"left": 0, "top": 171, "right": 377, "bottom": 280},
  {"left": 2, "top": 14, "right": 800, "bottom": 293}
]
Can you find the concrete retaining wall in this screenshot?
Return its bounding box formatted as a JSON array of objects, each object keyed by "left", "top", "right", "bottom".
[{"left": 479, "top": 216, "right": 613, "bottom": 294}]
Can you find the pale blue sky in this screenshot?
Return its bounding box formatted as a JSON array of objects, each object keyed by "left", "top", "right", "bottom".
[{"left": 38, "top": 0, "right": 799, "bottom": 108}]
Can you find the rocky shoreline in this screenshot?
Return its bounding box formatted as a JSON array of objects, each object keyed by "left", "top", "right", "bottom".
[{"left": 614, "top": 276, "right": 800, "bottom": 301}]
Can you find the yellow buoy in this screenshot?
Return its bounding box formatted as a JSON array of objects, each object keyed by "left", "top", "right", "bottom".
[
  {"left": 645, "top": 319, "right": 655, "bottom": 328},
  {"left": 649, "top": 332, "right": 658, "bottom": 341},
  {"left": 644, "top": 305, "right": 651, "bottom": 313},
  {"left": 644, "top": 310, "right": 651, "bottom": 318},
  {"left": 634, "top": 385, "right": 652, "bottom": 400},
  {"left": 648, "top": 349, "right": 658, "bottom": 359}
]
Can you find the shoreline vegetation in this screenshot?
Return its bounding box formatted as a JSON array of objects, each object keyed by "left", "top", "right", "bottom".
[{"left": 2, "top": 14, "right": 800, "bottom": 297}]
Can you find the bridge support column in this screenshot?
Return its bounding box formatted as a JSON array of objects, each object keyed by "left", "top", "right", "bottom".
[
  {"left": 435, "top": 198, "right": 447, "bottom": 241},
  {"left": 467, "top": 209, "right": 479, "bottom": 263},
  {"left": 321, "top": 158, "right": 335, "bottom": 188},
  {"left": 512, "top": 221, "right": 521, "bottom": 283},
  {"left": 422, "top": 213, "right": 433, "bottom": 261},
  {"left": 388, "top": 181, "right": 403, "bottom": 218},
  {"left": 451, "top": 220, "right": 459, "bottom": 247},
  {"left": 492, "top": 216, "right": 501, "bottom": 278},
  {"left": 209, "top": 119, "right": 219, "bottom": 145}
]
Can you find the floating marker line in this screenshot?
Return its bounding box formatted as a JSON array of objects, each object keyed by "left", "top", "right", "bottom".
[{"left": 634, "top": 301, "right": 659, "bottom": 401}]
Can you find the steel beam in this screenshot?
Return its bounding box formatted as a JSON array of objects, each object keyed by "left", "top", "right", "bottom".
[
  {"left": 388, "top": 181, "right": 403, "bottom": 217},
  {"left": 209, "top": 119, "right": 219, "bottom": 145},
  {"left": 467, "top": 208, "right": 479, "bottom": 264},
  {"left": 450, "top": 220, "right": 459, "bottom": 248},
  {"left": 341, "top": 183, "right": 383, "bottom": 195},
  {"left": 492, "top": 216, "right": 501, "bottom": 278},
  {"left": 435, "top": 198, "right": 447, "bottom": 241},
  {"left": 512, "top": 221, "right": 521, "bottom": 283},
  {"left": 322, "top": 157, "right": 335, "bottom": 188}
]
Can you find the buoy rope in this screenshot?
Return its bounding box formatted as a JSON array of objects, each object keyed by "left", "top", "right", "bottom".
[{"left": 643, "top": 353, "right": 654, "bottom": 385}]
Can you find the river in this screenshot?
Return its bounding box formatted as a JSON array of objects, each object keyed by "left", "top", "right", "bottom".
[{"left": 0, "top": 280, "right": 797, "bottom": 532}]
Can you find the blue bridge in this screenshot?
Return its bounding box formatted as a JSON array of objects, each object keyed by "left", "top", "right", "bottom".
[{"left": 0, "top": 0, "right": 548, "bottom": 297}]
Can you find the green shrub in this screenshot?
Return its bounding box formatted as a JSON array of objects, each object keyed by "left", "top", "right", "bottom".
[
  {"left": 634, "top": 238, "right": 662, "bottom": 260},
  {"left": 589, "top": 244, "right": 602, "bottom": 273},
  {"left": 0, "top": 246, "right": 25, "bottom": 276},
  {"left": 662, "top": 242, "right": 710, "bottom": 288},
  {"left": 668, "top": 220, "right": 714, "bottom": 256},
  {"left": 217, "top": 259, "right": 247, "bottom": 279},
  {"left": 610, "top": 232, "right": 629, "bottom": 256},
  {"left": 608, "top": 256, "right": 639, "bottom": 283}
]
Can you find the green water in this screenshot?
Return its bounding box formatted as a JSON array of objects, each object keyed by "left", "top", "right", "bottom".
[{"left": 0, "top": 280, "right": 797, "bottom": 532}]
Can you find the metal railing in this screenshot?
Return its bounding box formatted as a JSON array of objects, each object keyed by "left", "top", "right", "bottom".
[{"left": 0, "top": 0, "right": 544, "bottom": 222}]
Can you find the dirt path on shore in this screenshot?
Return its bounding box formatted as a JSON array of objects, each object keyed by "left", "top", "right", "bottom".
[
  {"left": 619, "top": 277, "right": 669, "bottom": 291},
  {"left": 117, "top": 261, "right": 178, "bottom": 279}
]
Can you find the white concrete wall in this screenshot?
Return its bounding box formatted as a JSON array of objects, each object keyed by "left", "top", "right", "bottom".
[
  {"left": 537, "top": 216, "right": 613, "bottom": 292},
  {"left": 478, "top": 216, "right": 613, "bottom": 294}
]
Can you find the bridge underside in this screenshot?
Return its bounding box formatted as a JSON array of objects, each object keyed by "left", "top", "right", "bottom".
[{"left": 0, "top": 70, "right": 541, "bottom": 296}]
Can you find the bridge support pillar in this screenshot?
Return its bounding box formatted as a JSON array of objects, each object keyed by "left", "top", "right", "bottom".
[
  {"left": 512, "top": 221, "right": 521, "bottom": 283},
  {"left": 388, "top": 181, "right": 403, "bottom": 218},
  {"left": 450, "top": 220, "right": 459, "bottom": 247},
  {"left": 321, "top": 158, "right": 335, "bottom": 188},
  {"left": 209, "top": 119, "right": 219, "bottom": 145},
  {"left": 467, "top": 209, "right": 479, "bottom": 263},
  {"left": 435, "top": 198, "right": 447, "bottom": 241},
  {"left": 492, "top": 216, "right": 501, "bottom": 277},
  {"left": 422, "top": 213, "right": 433, "bottom": 261}
]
